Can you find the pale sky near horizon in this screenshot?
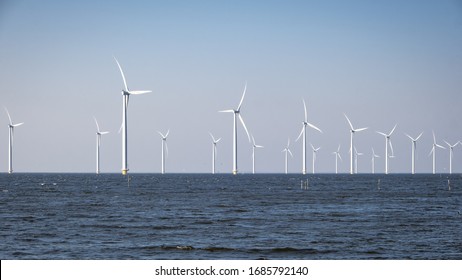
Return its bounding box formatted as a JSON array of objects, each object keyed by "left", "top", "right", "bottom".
[{"left": 0, "top": 0, "right": 461, "bottom": 173}]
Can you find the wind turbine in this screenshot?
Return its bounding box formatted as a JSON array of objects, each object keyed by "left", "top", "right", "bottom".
[
  {"left": 158, "top": 130, "right": 169, "bottom": 174},
  {"left": 94, "top": 117, "right": 109, "bottom": 174},
  {"left": 344, "top": 114, "right": 368, "bottom": 174},
  {"left": 444, "top": 140, "right": 459, "bottom": 174},
  {"left": 332, "top": 145, "right": 342, "bottom": 174},
  {"left": 429, "top": 131, "right": 446, "bottom": 174},
  {"left": 376, "top": 124, "right": 397, "bottom": 174},
  {"left": 209, "top": 133, "right": 221, "bottom": 174},
  {"left": 405, "top": 132, "right": 423, "bottom": 174},
  {"left": 251, "top": 135, "right": 263, "bottom": 174},
  {"left": 354, "top": 147, "right": 363, "bottom": 174},
  {"left": 371, "top": 148, "right": 380, "bottom": 174},
  {"left": 310, "top": 143, "right": 321, "bottom": 174},
  {"left": 219, "top": 83, "right": 251, "bottom": 175},
  {"left": 296, "top": 99, "right": 322, "bottom": 174},
  {"left": 114, "top": 57, "right": 151, "bottom": 175},
  {"left": 5, "top": 108, "right": 24, "bottom": 174},
  {"left": 282, "top": 138, "right": 293, "bottom": 174}
]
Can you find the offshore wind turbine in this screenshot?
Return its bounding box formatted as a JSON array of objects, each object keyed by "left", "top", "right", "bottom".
[
  {"left": 114, "top": 57, "right": 151, "bottom": 175},
  {"left": 332, "top": 145, "right": 342, "bottom": 174},
  {"left": 209, "top": 133, "right": 221, "bottom": 174},
  {"left": 429, "top": 131, "right": 446, "bottom": 174},
  {"left": 5, "top": 108, "right": 24, "bottom": 174},
  {"left": 310, "top": 143, "right": 321, "bottom": 174},
  {"left": 94, "top": 117, "right": 109, "bottom": 174},
  {"left": 444, "top": 140, "right": 459, "bottom": 174},
  {"left": 296, "top": 99, "right": 322, "bottom": 174},
  {"left": 376, "top": 124, "right": 397, "bottom": 174},
  {"left": 371, "top": 148, "right": 380, "bottom": 174},
  {"left": 251, "top": 135, "right": 263, "bottom": 174},
  {"left": 282, "top": 138, "right": 293, "bottom": 174},
  {"left": 344, "top": 114, "right": 368, "bottom": 174},
  {"left": 354, "top": 147, "right": 363, "bottom": 174},
  {"left": 219, "top": 83, "right": 251, "bottom": 175},
  {"left": 158, "top": 130, "right": 169, "bottom": 174},
  {"left": 405, "top": 132, "right": 423, "bottom": 174}
]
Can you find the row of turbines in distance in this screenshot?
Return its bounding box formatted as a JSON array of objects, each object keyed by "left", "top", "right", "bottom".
[{"left": 3, "top": 58, "right": 461, "bottom": 175}]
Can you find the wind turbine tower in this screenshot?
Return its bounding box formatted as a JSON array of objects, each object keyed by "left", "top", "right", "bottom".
[
  {"left": 344, "top": 114, "right": 368, "bottom": 175},
  {"left": 429, "top": 131, "right": 446, "bottom": 174},
  {"left": 282, "top": 138, "right": 293, "bottom": 174},
  {"left": 376, "top": 124, "right": 397, "bottom": 174},
  {"left": 5, "top": 108, "right": 24, "bottom": 174},
  {"left": 114, "top": 57, "right": 151, "bottom": 175},
  {"left": 209, "top": 133, "right": 221, "bottom": 174},
  {"left": 405, "top": 132, "right": 423, "bottom": 174},
  {"left": 94, "top": 117, "right": 109, "bottom": 174},
  {"left": 296, "top": 99, "right": 322, "bottom": 175},
  {"left": 219, "top": 83, "right": 251, "bottom": 175},
  {"left": 444, "top": 140, "right": 459, "bottom": 174},
  {"left": 158, "top": 130, "right": 170, "bottom": 174}
]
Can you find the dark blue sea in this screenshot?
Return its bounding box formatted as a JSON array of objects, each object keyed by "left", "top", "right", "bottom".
[{"left": 1, "top": 173, "right": 461, "bottom": 260}]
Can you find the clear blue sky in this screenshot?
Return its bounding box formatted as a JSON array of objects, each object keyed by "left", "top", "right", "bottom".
[{"left": 1, "top": 0, "right": 461, "bottom": 173}]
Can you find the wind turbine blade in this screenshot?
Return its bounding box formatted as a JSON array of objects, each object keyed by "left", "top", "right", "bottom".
[
  {"left": 428, "top": 146, "right": 434, "bottom": 157},
  {"left": 12, "top": 122, "right": 24, "bottom": 127},
  {"left": 338, "top": 153, "right": 342, "bottom": 161},
  {"left": 337, "top": 144, "right": 341, "bottom": 152},
  {"left": 256, "top": 145, "right": 264, "bottom": 148},
  {"left": 444, "top": 140, "right": 451, "bottom": 147},
  {"left": 118, "top": 123, "right": 123, "bottom": 134},
  {"left": 389, "top": 124, "right": 397, "bottom": 136},
  {"left": 288, "top": 149, "right": 293, "bottom": 157},
  {"left": 310, "top": 143, "right": 315, "bottom": 150},
  {"left": 295, "top": 126, "right": 304, "bottom": 142},
  {"left": 165, "top": 129, "right": 170, "bottom": 138},
  {"left": 216, "top": 138, "right": 221, "bottom": 143},
  {"left": 355, "top": 127, "right": 368, "bottom": 132},
  {"left": 376, "top": 131, "right": 387, "bottom": 137},
  {"left": 415, "top": 132, "right": 423, "bottom": 141},
  {"left": 129, "top": 90, "right": 152, "bottom": 95},
  {"left": 100, "top": 131, "right": 109, "bottom": 135},
  {"left": 436, "top": 144, "right": 446, "bottom": 149},
  {"left": 344, "top": 114, "right": 354, "bottom": 131},
  {"left": 432, "top": 131, "right": 436, "bottom": 144},
  {"left": 251, "top": 135, "right": 256, "bottom": 146},
  {"left": 404, "top": 133, "right": 413, "bottom": 141},
  {"left": 94, "top": 117, "right": 101, "bottom": 133},
  {"left": 302, "top": 99, "right": 307, "bottom": 122},
  {"left": 209, "top": 132, "right": 216, "bottom": 142},
  {"left": 4, "top": 107, "right": 12, "bottom": 125},
  {"left": 287, "top": 138, "right": 290, "bottom": 148},
  {"left": 307, "top": 122, "right": 322, "bottom": 133},
  {"left": 389, "top": 140, "right": 394, "bottom": 156},
  {"left": 238, "top": 114, "right": 251, "bottom": 142},
  {"left": 237, "top": 82, "right": 247, "bottom": 111},
  {"left": 158, "top": 131, "right": 166, "bottom": 138},
  {"left": 219, "top": 110, "right": 234, "bottom": 113},
  {"left": 114, "top": 57, "right": 128, "bottom": 91}
]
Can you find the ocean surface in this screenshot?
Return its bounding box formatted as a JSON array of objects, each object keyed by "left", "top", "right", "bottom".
[{"left": 1, "top": 173, "right": 461, "bottom": 260}]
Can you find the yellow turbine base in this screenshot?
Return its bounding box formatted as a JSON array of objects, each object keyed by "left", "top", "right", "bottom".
[
  {"left": 232, "top": 170, "right": 238, "bottom": 175},
  {"left": 122, "top": 169, "right": 128, "bottom": 175}
]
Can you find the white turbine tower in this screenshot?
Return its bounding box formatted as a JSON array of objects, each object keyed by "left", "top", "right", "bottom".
[
  {"left": 344, "top": 114, "right": 368, "bottom": 175},
  {"left": 5, "top": 108, "right": 24, "bottom": 174},
  {"left": 354, "top": 147, "right": 363, "bottom": 174},
  {"left": 282, "top": 138, "right": 293, "bottom": 174},
  {"left": 114, "top": 57, "right": 151, "bottom": 175},
  {"left": 310, "top": 143, "right": 321, "bottom": 174},
  {"left": 94, "top": 117, "right": 109, "bottom": 174},
  {"left": 371, "top": 148, "right": 380, "bottom": 174},
  {"left": 376, "top": 124, "right": 397, "bottom": 174},
  {"left": 444, "top": 140, "right": 459, "bottom": 174},
  {"left": 209, "top": 133, "right": 221, "bottom": 174},
  {"left": 251, "top": 135, "right": 264, "bottom": 174},
  {"left": 332, "top": 145, "right": 342, "bottom": 174},
  {"left": 429, "top": 131, "right": 446, "bottom": 174},
  {"left": 158, "top": 130, "right": 169, "bottom": 174},
  {"left": 219, "top": 83, "right": 251, "bottom": 175},
  {"left": 296, "top": 99, "right": 322, "bottom": 175},
  {"left": 405, "top": 132, "right": 423, "bottom": 174}
]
